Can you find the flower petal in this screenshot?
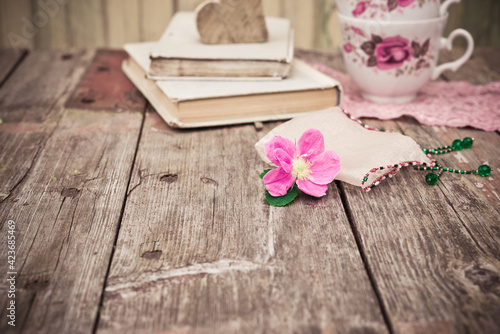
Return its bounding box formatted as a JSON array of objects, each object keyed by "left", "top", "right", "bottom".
[
  {"left": 309, "top": 150, "right": 342, "bottom": 185},
  {"left": 274, "top": 148, "right": 293, "bottom": 173},
  {"left": 264, "top": 136, "right": 296, "bottom": 166},
  {"left": 297, "top": 128, "right": 324, "bottom": 160},
  {"left": 263, "top": 167, "right": 295, "bottom": 197},
  {"left": 296, "top": 179, "right": 328, "bottom": 197}
]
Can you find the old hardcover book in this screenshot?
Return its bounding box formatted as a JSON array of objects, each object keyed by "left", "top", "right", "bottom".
[
  {"left": 123, "top": 42, "right": 342, "bottom": 128},
  {"left": 148, "top": 12, "right": 294, "bottom": 79}
]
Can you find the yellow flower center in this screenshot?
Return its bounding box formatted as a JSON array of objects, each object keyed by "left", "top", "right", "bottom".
[{"left": 292, "top": 156, "right": 312, "bottom": 180}]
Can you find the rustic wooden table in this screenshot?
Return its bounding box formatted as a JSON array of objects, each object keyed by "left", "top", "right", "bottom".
[{"left": 0, "top": 48, "right": 499, "bottom": 334}]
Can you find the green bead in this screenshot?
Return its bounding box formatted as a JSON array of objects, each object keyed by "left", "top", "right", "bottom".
[
  {"left": 448, "top": 168, "right": 453, "bottom": 172},
  {"left": 451, "top": 139, "right": 463, "bottom": 151},
  {"left": 462, "top": 137, "right": 473, "bottom": 149},
  {"left": 478, "top": 164, "right": 491, "bottom": 177},
  {"left": 425, "top": 173, "right": 438, "bottom": 185}
]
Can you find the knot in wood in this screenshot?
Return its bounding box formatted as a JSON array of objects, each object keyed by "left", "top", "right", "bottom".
[
  {"left": 465, "top": 265, "right": 500, "bottom": 294},
  {"left": 160, "top": 174, "right": 178, "bottom": 183}
]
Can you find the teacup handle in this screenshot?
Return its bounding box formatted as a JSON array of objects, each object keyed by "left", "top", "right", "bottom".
[
  {"left": 431, "top": 29, "right": 474, "bottom": 80},
  {"left": 439, "top": 0, "right": 460, "bottom": 16}
]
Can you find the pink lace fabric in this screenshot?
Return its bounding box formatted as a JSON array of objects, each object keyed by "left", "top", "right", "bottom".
[{"left": 311, "top": 63, "right": 500, "bottom": 132}]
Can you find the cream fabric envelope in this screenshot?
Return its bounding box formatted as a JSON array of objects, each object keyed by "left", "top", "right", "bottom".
[{"left": 255, "top": 106, "right": 433, "bottom": 191}]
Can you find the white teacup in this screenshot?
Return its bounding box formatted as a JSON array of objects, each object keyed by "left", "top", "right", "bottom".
[
  {"left": 338, "top": 12, "right": 474, "bottom": 103},
  {"left": 336, "top": 0, "right": 460, "bottom": 21}
]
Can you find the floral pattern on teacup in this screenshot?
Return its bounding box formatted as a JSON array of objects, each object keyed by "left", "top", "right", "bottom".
[
  {"left": 343, "top": 25, "right": 433, "bottom": 76},
  {"left": 347, "top": 0, "right": 435, "bottom": 19}
]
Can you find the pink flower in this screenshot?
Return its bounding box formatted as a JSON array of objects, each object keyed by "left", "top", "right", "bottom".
[
  {"left": 343, "top": 42, "right": 353, "bottom": 53},
  {"left": 351, "top": 26, "right": 365, "bottom": 37},
  {"left": 352, "top": 1, "right": 368, "bottom": 17},
  {"left": 397, "top": 0, "right": 415, "bottom": 7},
  {"left": 263, "top": 129, "right": 341, "bottom": 197},
  {"left": 374, "top": 35, "right": 412, "bottom": 70}
]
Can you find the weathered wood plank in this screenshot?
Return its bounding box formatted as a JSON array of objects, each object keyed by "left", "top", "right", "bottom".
[
  {"left": 335, "top": 46, "right": 500, "bottom": 333},
  {"left": 0, "top": 49, "right": 27, "bottom": 87},
  {"left": 0, "top": 50, "right": 95, "bottom": 201},
  {"left": 65, "top": 49, "right": 146, "bottom": 112},
  {"left": 96, "top": 109, "right": 389, "bottom": 333},
  {"left": 0, "top": 49, "right": 144, "bottom": 333},
  {"left": 339, "top": 114, "right": 500, "bottom": 333}
]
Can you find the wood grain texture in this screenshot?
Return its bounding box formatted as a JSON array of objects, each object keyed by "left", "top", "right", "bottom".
[
  {"left": 65, "top": 49, "right": 146, "bottom": 111},
  {"left": 336, "top": 52, "right": 500, "bottom": 333},
  {"left": 96, "top": 109, "right": 388, "bottom": 333},
  {"left": 0, "top": 49, "right": 27, "bottom": 86},
  {"left": 0, "top": 49, "right": 145, "bottom": 333},
  {"left": 0, "top": 50, "right": 94, "bottom": 201}
]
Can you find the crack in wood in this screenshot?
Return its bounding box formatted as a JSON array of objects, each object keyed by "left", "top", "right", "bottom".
[
  {"left": 5, "top": 142, "right": 44, "bottom": 201},
  {"left": 61, "top": 187, "right": 81, "bottom": 198},
  {"left": 104, "top": 259, "right": 270, "bottom": 299},
  {"left": 439, "top": 186, "right": 488, "bottom": 255}
]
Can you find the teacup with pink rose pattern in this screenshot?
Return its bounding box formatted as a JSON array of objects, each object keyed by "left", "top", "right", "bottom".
[
  {"left": 338, "top": 12, "right": 474, "bottom": 103},
  {"left": 337, "top": 0, "right": 460, "bottom": 21}
]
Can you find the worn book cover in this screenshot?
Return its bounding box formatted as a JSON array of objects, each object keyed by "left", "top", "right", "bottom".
[
  {"left": 123, "top": 42, "right": 342, "bottom": 128},
  {"left": 148, "top": 12, "right": 294, "bottom": 79}
]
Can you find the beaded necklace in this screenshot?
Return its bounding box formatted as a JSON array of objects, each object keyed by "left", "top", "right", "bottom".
[{"left": 417, "top": 137, "right": 491, "bottom": 185}]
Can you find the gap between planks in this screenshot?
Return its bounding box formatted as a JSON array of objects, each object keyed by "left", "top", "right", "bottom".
[
  {"left": 91, "top": 103, "right": 148, "bottom": 334},
  {"left": 0, "top": 49, "right": 28, "bottom": 88},
  {"left": 336, "top": 181, "right": 395, "bottom": 334}
]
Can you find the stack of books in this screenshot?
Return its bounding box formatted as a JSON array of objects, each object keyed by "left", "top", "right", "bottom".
[{"left": 122, "top": 12, "right": 342, "bottom": 128}]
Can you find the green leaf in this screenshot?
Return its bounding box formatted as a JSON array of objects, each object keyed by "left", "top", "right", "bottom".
[
  {"left": 259, "top": 169, "right": 272, "bottom": 179},
  {"left": 265, "top": 186, "right": 298, "bottom": 207}
]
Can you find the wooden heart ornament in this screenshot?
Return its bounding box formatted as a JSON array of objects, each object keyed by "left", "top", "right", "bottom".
[{"left": 195, "top": 0, "right": 269, "bottom": 44}]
